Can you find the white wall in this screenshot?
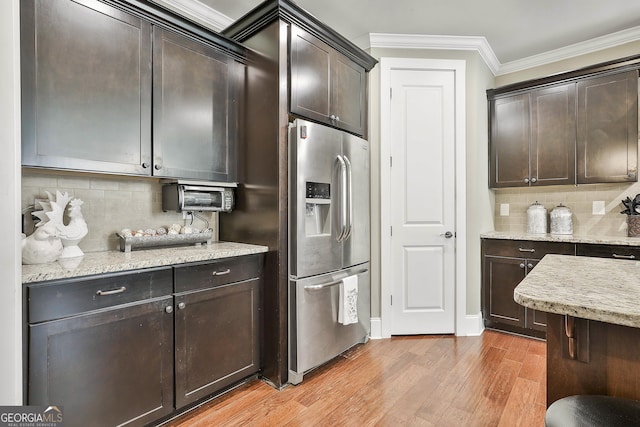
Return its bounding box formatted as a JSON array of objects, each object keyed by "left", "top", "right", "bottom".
[{"left": 0, "top": 0, "right": 23, "bottom": 405}]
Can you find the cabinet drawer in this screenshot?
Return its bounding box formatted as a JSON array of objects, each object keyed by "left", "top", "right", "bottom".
[
  {"left": 576, "top": 243, "right": 640, "bottom": 260},
  {"left": 174, "top": 254, "right": 262, "bottom": 293},
  {"left": 27, "top": 267, "right": 173, "bottom": 324},
  {"left": 482, "top": 239, "right": 575, "bottom": 259}
]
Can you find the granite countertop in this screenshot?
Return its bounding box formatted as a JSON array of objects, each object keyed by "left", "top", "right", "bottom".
[
  {"left": 481, "top": 231, "right": 640, "bottom": 247},
  {"left": 514, "top": 254, "right": 640, "bottom": 328},
  {"left": 22, "top": 241, "right": 269, "bottom": 284}
]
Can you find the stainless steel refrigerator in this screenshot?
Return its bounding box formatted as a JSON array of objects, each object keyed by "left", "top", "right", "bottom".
[{"left": 288, "top": 119, "right": 370, "bottom": 384}]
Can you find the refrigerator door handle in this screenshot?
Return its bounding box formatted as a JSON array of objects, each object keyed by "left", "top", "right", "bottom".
[
  {"left": 336, "top": 155, "right": 348, "bottom": 242},
  {"left": 343, "top": 155, "right": 353, "bottom": 241}
]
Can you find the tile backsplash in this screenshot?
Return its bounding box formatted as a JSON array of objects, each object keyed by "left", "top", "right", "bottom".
[
  {"left": 22, "top": 169, "right": 219, "bottom": 253},
  {"left": 494, "top": 182, "right": 640, "bottom": 236}
]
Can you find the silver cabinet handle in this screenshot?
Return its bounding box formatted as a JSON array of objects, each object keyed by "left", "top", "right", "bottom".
[
  {"left": 177, "top": 302, "right": 186, "bottom": 310},
  {"left": 519, "top": 263, "right": 525, "bottom": 269},
  {"left": 531, "top": 177, "right": 537, "bottom": 183},
  {"left": 212, "top": 269, "right": 231, "bottom": 276},
  {"left": 612, "top": 254, "right": 636, "bottom": 260},
  {"left": 524, "top": 178, "right": 530, "bottom": 184},
  {"left": 518, "top": 248, "right": 535, "bottom": 253},
  {"left": 96, "top": 286, "right": 126, "bottom": 296},
  {"left": 440, "top": 231, "right": 453, "bottom": 238},
  {"left": 142, "top": 162, "right": 150, "bottom": 169},
  {"left": 329, "top": 114, "right": 340, "bottom": 122},
  {"left": 154, "top": 164, "right": 162, "bottom": 170},
  {"left": 528, "top": 263, "right": 534, "bottom": 269},
  {"left": 165, "top": 306, "right": 173, "bottom": 314}
]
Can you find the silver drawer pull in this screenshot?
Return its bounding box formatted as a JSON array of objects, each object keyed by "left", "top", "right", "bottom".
[
  {"left": 96, "top": 286, "right": 126, "bottom": 296},
  {"left": 518, "top": 248, "right": 535, "bottom": 253},
  {"left": 212, "top": 269, "right": 231, "bottom": 276},
  {"left": 612, "top": 254, "right": 636, "bottom": 260}
]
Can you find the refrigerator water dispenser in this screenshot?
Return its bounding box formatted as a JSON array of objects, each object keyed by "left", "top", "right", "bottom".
[{"left": 305, "top": 181, "right": 331, "bottom": 236}]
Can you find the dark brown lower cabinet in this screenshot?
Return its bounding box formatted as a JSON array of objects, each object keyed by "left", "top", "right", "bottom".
[
  {"left": 27, "top": 268, "right": 175, "bottom": 427},
  {"left": 26, "top": 255, "right": 263, "bottom": 426},
  {"left": 482, "top": 239, "right": 575, "bottom": 338},
  {"left": 175, "top": 278, "right": 260, "bottom": 408}
]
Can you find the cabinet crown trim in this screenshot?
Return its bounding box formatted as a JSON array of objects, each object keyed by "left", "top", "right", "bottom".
[{"left": 222, "top": 0, "right": 377, "bottom": 71}]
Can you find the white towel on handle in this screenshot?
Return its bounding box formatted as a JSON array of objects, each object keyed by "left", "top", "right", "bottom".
[{"left": 338, "top": 275, "right": 358, "bottom": 325}]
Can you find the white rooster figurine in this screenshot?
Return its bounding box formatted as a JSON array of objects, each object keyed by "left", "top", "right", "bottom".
[
  {"left": 22, "top": 191, "right": 89, "bottom": 264},
  {"left": 57, "top": 198, "right": 89, "bottom": 258}
]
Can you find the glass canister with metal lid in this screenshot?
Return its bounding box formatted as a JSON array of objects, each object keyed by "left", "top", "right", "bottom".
[
  {"left": 526, "top": 201, "right": 547, "bottom": 234},
  {"left": 550, "top": 203, "right": 573, "bottom": 235}
]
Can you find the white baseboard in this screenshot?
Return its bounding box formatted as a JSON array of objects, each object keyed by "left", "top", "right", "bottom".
[
  {"left": 457, "top": 312, "right": 484, "bottom": 336},
  {"left": 369, "top": 317, "right": 383, "bottom": 339}
]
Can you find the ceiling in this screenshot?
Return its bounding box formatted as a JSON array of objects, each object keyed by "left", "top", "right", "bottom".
[{"left": 195, "top": 0, "right": 640, "bottom": 65}]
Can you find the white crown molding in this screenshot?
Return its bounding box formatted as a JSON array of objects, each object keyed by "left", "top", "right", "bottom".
[
  {"left": 364, "top": 26, "right": 640, "bottom": 77},
  {"left": 497, "top": 25, "right": 640, "bottom": 76},
  {"left": 149, "top": 0, "right": 234, "bottom": 32},
  {"left": 366, "top": 33, "right": 501, "bottom": 75}
]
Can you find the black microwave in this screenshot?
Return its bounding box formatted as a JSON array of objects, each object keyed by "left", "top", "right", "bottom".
[{"left": 162, "top": 181, "right": 236, "bottom": 212}]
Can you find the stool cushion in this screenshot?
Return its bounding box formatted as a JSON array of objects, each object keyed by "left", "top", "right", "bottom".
[{"left": 546, "top": 395, "right": 640, "bottom": 427}]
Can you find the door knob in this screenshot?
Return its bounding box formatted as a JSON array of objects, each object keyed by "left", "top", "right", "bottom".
[{"left": 441, "top": 231, "right": 453, "bottom": 238}]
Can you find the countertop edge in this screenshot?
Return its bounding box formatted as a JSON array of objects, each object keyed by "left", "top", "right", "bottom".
[
  {"left": 514, "top": 254, "right": 640, "bottom": 329},
  {"left": 22, "top": 241, "right": 269, "bottom": 284},
  {"left": 481, "top": 231, "right": 640, "bottom": 247}
]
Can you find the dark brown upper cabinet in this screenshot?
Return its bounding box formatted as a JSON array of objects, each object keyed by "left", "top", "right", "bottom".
[
  {"left": 153, "top": 28, "right": 240, "bottom": 182},
  {"left": 576, "top": 70, "right": 638, "bottom": 184},
  {"left": 489, "top": 83, "right": 576, "bottom": 188},
  {"left": 488, "top": 57, "right": 640, "bottom": 188},
  {"left": 21, "top": 0, "right": 245, "bottom": 181},
  {"left": 21, "top": 0, "right": 153, "bottom": 175},
  {"left": 290, "top": 25, "right": 366, "bottom": 136}
]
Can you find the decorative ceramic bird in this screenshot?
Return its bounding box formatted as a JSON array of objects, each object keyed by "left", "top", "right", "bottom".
[
  {"left": 21, "top": 221, "right": 63, "bottom": 264},
  {"left": 57, "top": 198, "right": 89, "bottom": 258}
]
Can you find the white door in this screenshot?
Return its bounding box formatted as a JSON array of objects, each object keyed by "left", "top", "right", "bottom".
[{"left": 389, "top": 68, "right": 456, "bottom": 334}]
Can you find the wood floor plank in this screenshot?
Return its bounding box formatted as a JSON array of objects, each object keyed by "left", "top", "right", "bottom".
[{"left": 166, "top": 331, "right": 547, "bottom": 427}]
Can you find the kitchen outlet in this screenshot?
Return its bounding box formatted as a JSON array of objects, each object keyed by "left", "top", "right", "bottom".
[
  {"left": 592, "top": 200, "right": 606, "bottom": 215},
  {"left": 500, "top": 203, "right": 509, "bottom": 216}
]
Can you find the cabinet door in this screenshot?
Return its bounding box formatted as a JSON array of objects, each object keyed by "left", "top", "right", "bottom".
[
  {"left": 290, "top": 25, "right": 331, "bottom": 126},
  {"left": 530, "top": 83, "right": 576, "bottom": 186},
  {"left": 523, "top": 260, "right": 547, "bottom": 331},
  {"left": 21, "top": 0, "right": 152, "bottom": 175},
  {"left": 153, "top": 27, "right": 239, "bottom": 181},
  {"left": 28, "top": 297, "right": 174, "bottom": 427},
  {"left": 330, "top": 52, "right": 366, "bottom": 136},
  {"left": 483, "top": 255, "right": 526, "bottom": 328},
  {"left": 577, "top": 70, "right": 639, "bottom": 184},
  {"left": 489, "top": 94, "right": 531, "bottom": 187},
  {"left": 175, "top": 279, "right": 260, "bottom": 408}
]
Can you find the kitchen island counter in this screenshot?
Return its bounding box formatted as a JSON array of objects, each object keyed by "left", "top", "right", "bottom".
[
  {"left": 514, "top": 253, "right": 640, "bottom": 407},
  {"left": 22, "top": 241, "right": 269, "bottom": 283},
  {"left": 514, "top": 254, "right": 640, "bottom": 328}
]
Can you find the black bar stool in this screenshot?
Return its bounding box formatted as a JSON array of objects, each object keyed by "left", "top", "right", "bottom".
[{"left": 545, "top": 395, "right": 640, "bottom": 426}]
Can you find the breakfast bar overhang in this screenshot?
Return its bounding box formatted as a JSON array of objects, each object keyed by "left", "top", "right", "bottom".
[{"left": 514, "top": 254, "right": 640, "bottom": 406}]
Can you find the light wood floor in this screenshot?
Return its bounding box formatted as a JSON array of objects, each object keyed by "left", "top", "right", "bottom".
[{"left": 168, "top": 330, "right": 546, "bottom": 426}]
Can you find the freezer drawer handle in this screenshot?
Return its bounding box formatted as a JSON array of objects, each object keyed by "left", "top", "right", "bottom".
[
  {"left": 612, "top": 253, "right": 635, "bottom": 260},
  {"left": 303, "top": 269, "right": 368, "bottom": 291},
  {"left": 96, "top": 286, "right": 126, "bottom": 296}
]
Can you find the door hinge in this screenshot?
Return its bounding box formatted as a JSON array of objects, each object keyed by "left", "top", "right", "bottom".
[
  {"left": 390, "top": 295, "right": 393, "bottom": 306},
  {"left": 390, "top": 87, "right": 392, "bottom": 99},
  {"left": 390, "top": 156, "right": 393, "bottom": 167},
  {"left": 390, "top": 226, "right": 393, "bottom": 236}
]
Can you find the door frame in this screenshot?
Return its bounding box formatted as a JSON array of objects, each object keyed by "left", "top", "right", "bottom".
[{"left": 379, "top": 57, "right": 467, "bottom": 337}]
